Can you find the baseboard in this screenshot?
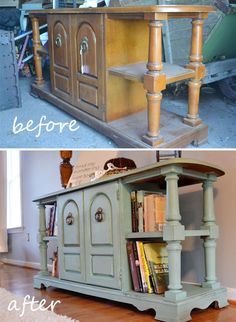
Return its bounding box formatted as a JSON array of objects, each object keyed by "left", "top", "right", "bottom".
[
  {"left": 0, "top": 257, "right": 52, "bottom": 271},
  {"left": 227, "top": 288, "right": 236, "bottom": 302}
]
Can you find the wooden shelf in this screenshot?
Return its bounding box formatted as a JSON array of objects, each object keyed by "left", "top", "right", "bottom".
[
  {"left": 126, "top": 229, "right": 210, "bottom": 240},
  {"left": 126, "top": 232, "right": 163, "bottom": 239},
  {"left": 108, "top": 62, "right": 195, "bottom": 84},
  {"left": 185, "top": 229, "right": 210, "bottom": 237}
]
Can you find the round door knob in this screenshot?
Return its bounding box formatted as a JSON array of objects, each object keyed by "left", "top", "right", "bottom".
[
  {"left": 66, "top": 212, "right": 74, "bottom": 225},
  {"left": 94, "top": 207, "right": 104, "bottom": 222},
  {"left": 55, "top": 34, "right": 62, "bottom": 48}
]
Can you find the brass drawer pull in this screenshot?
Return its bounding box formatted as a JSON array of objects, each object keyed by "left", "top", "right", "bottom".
[
  {"left": 66, "top": 212, "right": 74, "bottom": 225},
  {"left": 55, "top": 34, "right": 62, "bottom": 48},
  {"left": 94, "top": 207, "right": 104, "bottom": 222}
]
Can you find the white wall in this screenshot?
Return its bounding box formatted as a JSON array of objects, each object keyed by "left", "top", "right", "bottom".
[
  {"left": 1, "top": 151, "right": 79, "bottom": 264},
  {"left": 0, "top": 150, "right": 156, "bottom": 265}
]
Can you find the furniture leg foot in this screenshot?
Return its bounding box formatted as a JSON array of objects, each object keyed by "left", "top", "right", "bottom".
[
  {"left": 183, "top": 116, "right": 202, "bottom": 127},
  {"left": 142, "top": 133, "right": 164, "bottom": 147}
]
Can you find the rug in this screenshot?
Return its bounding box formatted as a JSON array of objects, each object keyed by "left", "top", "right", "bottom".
[{"left": 0, "top": 288, "right": 78, "bottom": 322}]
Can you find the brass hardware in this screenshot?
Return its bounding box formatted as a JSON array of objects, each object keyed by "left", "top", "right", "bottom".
[
  {"left": 94, "top": 207, "right": 104, "bottom": 222},
  {"left": 66, "top": 212, "right": 74, "bottom": 225},
  {"left": 79, "top": 36, "right": 89, "bottom": 74},
  {"left": 55, "top": 34, "right": 62, "bottom": 48}
]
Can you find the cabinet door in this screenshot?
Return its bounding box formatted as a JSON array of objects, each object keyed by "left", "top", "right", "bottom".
[
  {"left": 48, "top": 15, "right": 73, "bottom": 104},
  {"left": 57, "top": 191, "right": 85, "bottom": 283},
  {"left": 71, "top": 14, "right": 105, "bottom": 120},
  {"left": 84, "top": 182, "right": 121, "bottom": 289}
]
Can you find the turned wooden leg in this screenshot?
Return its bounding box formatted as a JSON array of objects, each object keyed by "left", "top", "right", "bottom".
[
  {"left": 146, "top": 92, "right": 162, "bottom": 138},
  {"left": 201, "top": 175, "right": 220, "bottom": 289},
  {"left": 38, "top": 203, "right": 49, "bottom": 276},
  {"left": 143, "top": 20, "right": 166, "bottom": 146},
  {"left": 184, "top": 17, "right": 205, "bottom": 127},
  {"left": 32, "top": 17, "right": 44, "bottom": 86},
  {"left": 163, "top": 171, "right": 186, "bottom": 301}
]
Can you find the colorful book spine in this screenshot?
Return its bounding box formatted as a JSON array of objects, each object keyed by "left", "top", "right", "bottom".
[
  {"left": 131, "top": 191, "right": 138, "bottom": 232},
  {"left": 143, "top": 242, "right": 169, "bottom": 294},
  {"left": 136, "top": 241, "right": 148, "bottom": 293},
  {"left": 154, "top": 194, "right": 166, "bottom": 232},
  {"left": 133, "top": 241, "right": 143, "bottom": 292},
  {"left": 138, "top": 241, "right": 154, "bottom": 294},
  {"left": 136, "top": 191, "right": 144, "bottom": 232}
]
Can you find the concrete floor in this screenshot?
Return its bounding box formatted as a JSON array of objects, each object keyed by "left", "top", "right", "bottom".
[{"left": 0, "top": 77, "right": 235, "bottom": 148}]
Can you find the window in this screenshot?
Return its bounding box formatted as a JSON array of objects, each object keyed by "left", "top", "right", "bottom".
[{"left": 7, "top": 150, "right": 22, "bottom": 230}]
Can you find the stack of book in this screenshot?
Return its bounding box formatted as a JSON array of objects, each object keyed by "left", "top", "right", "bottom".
[
  {"left": 127, "top": 241, "right": 168, "bottom": 294},
  {"left": 131, "top": 190, "right": 166, "bottom": 232}
]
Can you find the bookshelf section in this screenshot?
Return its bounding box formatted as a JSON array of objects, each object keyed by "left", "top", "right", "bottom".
[
  {"left": 108, "top": 63, "right": 195, "bottom": 85},
  {"left": 37, "top": 199, "right": 58, "bottom": 279},
  {"left": 127, "top": 240, "right": 168, "bottom": 295}
]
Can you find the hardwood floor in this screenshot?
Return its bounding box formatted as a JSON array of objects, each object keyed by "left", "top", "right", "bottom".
[{"left": 0, "top": 264, "right": 236, "bottom": 322}]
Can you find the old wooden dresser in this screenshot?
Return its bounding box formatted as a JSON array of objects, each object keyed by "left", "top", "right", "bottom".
[
  {"left": 30, "top": 6, "right": 214, "bottom": 147},
  {"left": 33, "top": 159, "right": 228, "bottom": 322}
]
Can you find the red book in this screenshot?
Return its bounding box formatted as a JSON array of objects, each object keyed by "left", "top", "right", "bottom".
[{"left": 127, "top": 241, "right": 141, "bottom": 292}]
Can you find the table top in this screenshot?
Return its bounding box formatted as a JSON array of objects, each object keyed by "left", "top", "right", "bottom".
[
  {"left": 33, "top": 158, "right": 224, "bottom": 203},
  {"left": 29, "top": 5, "right": 215, "bottom": 16}
]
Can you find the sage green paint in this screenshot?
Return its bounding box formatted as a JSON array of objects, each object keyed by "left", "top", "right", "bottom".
[
  {"left": 34, "top": 160, "right": 228, "bottom": 322},
  {"left": 57, "top": 191, "right": 85, "bottom": 283},
  {"left": 38, "top": 203, "right": 49, "bottom": 276}
]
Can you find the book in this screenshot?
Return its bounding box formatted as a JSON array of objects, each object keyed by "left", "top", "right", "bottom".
[
  {"left": 137, "top": 241, "right": 153, "bottom": 294},
  {"left": 133, "top": 241, "right": 143, "bottom": 292},
  {"left": 132, "top": 190, "right": 157, "bottom": 232},
  {"left": 144, "top": 194, "right": 166, "bottom": 232},
  {"left": 52, "top": 247, "right": 59, "bottom": 278},
  {"left": 144, "top": 194, "right": 155, "bottom": 232},
  {"left": 154, "top": 194, "right": 166, "bottom": 232},
  {"left": 127, "top": 241, "right": 141, "bottom": 292},
  {"left": 136, "top": 191, "right": 144, "bottom": 232},
  {"left": 48, "top": 204, "right": 57, "bottom": 236},
  {"left": 136, "top": 241, "right": 148, "bottom": 293},
  {"left": 131, "top": 190, "right": 166, "bottom": 233},
  {"left": 143, "top": 242, "right": 169, "bottom": 294},
  {"left": 131, "top": 191, "right": 138, "bottom": 232}
]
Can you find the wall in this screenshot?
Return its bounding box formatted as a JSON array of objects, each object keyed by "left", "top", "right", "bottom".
[
  {"left": 0, "top": 150, "right": 236, "bottom": 297},
  {"left": 0, "top": 150, "right": 79, "bottom": 265},
  {"left": 0, "top": 150, "right": 156, "bottom": 265}
]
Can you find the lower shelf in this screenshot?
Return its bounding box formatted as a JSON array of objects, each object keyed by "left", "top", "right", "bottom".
[
  {"left": 31, "top": 82, "right": 208, "bottom": 148},
  {"left": 34, "top": 274, "right": 228, "bottom": 322}
]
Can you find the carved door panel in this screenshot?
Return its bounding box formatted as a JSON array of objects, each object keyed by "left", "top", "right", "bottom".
[
  {"left": 48, "top": 15, "right": 73, "bottom": 104},
  {"left": 57, "top": 192, "right": 85, "bottom": 283},
  {"left": 84, "top": 182, "right": 121, "bottom": 289},
  {"left": 71, "top": 15, "right": 105, "bottom": 120}
]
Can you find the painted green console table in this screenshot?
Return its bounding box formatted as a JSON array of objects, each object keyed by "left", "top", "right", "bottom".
[{"left": 33, "top": 159, "right": 228, "bottom": 322}]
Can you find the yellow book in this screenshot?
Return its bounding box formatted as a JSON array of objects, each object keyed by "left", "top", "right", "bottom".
[
  {"left": 136, "top": 241, "right": 153, "bottom": 294},
  {"left": 143, "top": 242, "right": 168, "bottom": 294}
]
